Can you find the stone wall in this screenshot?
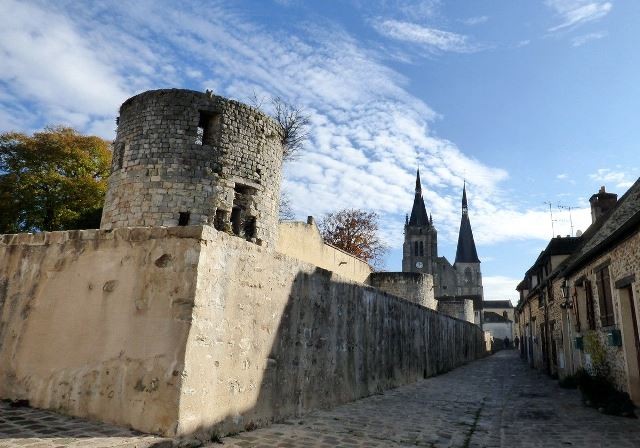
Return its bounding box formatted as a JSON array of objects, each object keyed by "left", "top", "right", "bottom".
[
  {"left": 276, "top": 218, "right": 372, "bottom": 283},
  {"left": 567, "top": 230, "right": 640, "bottom": 398},
  {"left": 0, "top": 226, "right": 487, "bottom": 437},
  {"left": 0, "top": 227, "right": 202, "bottom": 435},
  {"left": 367, "top": 272, "right": 436, "bottom": 310},
  {"left": 437, "top": 297, "right": 474, "bottom": 323},
  {"left": 101, "top": 89, "right": 283, "bottom": 247}
]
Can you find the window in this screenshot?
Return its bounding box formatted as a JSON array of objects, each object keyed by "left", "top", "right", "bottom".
[
  {"left": 596, "top": 267, "right": 615, "bottom": 327},
  {"left": 196, "top": 111, "right": 221, "bottom": 146},
  {"left": 214, "top": 209, "right": 228, "bottom": 231},
  {"left": 414, "top": 241, "right": 419, "bottom": 256},
  {"left": 178, "top": 212, "right": 190, "bottom": 226},
  {"left": 230, "top": 184, "right": 257, "bottom": 241},
  {"left": 585, "top": 280, "right": 596, "bottom": 330},
  {"left": 419, "top": 241, "right": 424, "bottom": 256}
]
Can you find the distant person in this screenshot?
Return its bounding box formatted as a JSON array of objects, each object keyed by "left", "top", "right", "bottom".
[
  {"left": 514, "top": 336, "right": 520, "bottom": 349},
  {"left": 504, "top": 337, "right": 510, "bottom": 348}
]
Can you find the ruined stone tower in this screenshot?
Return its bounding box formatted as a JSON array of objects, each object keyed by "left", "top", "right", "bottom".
[{"left": 100, "top": 89, "right": 284, "bottom": 247}]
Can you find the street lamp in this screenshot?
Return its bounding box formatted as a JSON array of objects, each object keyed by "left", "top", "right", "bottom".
[{"left": 560, "top": 279, "right": 572, "bottom": 309}]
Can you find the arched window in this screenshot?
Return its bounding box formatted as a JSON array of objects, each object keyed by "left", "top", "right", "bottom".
[
  {"left": 414, "top": 241, "right": 419, "bottom": 256},
  {"left": 419, "top": 241, "right": 424, "bottom": 256}
]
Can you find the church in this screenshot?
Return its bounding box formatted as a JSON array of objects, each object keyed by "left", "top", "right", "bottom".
[{"left": 401, "top": 170, "right": 484, "bottom": 325}]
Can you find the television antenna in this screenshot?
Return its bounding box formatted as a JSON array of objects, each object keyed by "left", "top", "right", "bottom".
[
  {"left": 557, "top": 204, "right": 575, "bottom": 237},
  {"left": 543, "top": 201, "right": 557, "bottom": 238}
]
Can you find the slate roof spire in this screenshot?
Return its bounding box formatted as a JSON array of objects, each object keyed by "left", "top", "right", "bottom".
[
  {"left": 455, "top": 182, "right": 480, "bottom": 263},
  {"left": 408, "top": 169, "right": 429, "bottom": 226}
]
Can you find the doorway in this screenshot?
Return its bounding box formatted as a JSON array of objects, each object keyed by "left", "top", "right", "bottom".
[{"left": 619, "top": 285, "right": 640, "bottom": 403}]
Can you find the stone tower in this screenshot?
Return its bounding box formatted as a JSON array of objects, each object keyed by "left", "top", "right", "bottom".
[
  {"left": 100, "top": 89, "right": 284, "bottom": 247},
  {"left": 453, "top": 183, "right": 483, "bottom": 298},
  {"left": 402, "top": 170, "right": 438, "bottom": 274}
]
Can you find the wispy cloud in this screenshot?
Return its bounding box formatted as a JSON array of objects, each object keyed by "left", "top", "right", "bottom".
[
  {"left": 589, "top": 168, "right": 637, "bottom": 189},
  {"left": 0, "top": 0, "right": 578, "bottom": 253},
  {"left": 571, "top": 31, "right": 607, "bottom": 46},
  {"left": 359, "top": 0, "right": 442, "bottom": 21},
  {"left": 545, "top": 0, "right": 613, "bottom": 32},
  {"left": 556, "top": 173, "right": 569, "bottom": 179},
  {"left": 372, "top": 19, "right": 478, "bottom": 53},
  {"left": 460, "top": 16, "right": 489, "bottom": 26}
]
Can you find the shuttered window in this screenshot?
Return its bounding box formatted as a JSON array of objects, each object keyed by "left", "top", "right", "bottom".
[
  {"left": 585, "top": 280, "right": 596, "bottom": 330},
  {"left": 596, "top": 267, "right": 615, "bottom": 327}
]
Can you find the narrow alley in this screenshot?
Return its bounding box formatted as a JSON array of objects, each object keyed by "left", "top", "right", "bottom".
[{"left": 2, "top": 351, "right": 640, "bottom": 448}]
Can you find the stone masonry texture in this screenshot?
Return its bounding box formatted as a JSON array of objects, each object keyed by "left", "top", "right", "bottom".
[
  {"left": 3, "top": 351, "right": 640, "bottom": 448},
  {"left": 101, "top": 89, "right": 284, "bottom": 247}
]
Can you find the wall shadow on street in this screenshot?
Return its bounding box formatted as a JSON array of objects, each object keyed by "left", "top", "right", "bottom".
[{"left": 183, "top": 266, "right": 486, "bottom": 441}]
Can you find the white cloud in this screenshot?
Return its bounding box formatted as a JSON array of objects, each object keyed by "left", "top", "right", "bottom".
[
  {"left": 461, "top": 16, "right": 489, "bottom": 26},
  {"left": 0, "top": 0, "right": 579, "bottom": 253},
  {"left": 571, "top": 31, "right": 607, "bottom": 46},
  {"left": 372, "top": 19, "right": 478, "bottom": 53},
  {"left": 483, "top": 276, "right": 520, "bottom": 303},
  {"left": 545, "top": 0, "right": 613, "bottom": 32},
  {"left": 589, "top": 168, "right": 637, "bottom": 190},
  {"left": 556, "top": 173, "right": 569, "bottom": 179},
  {"left": 359, "top": 0, "right": 441, "bottom": 21}
]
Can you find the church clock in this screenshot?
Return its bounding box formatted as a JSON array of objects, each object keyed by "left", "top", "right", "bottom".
[{"left": 415, "top": 261, "right": 423, "bottom": 269}]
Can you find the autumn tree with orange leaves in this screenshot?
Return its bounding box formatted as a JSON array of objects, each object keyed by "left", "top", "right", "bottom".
[{"left": 319, "top": 208, "right": 388, "bottom": 269}]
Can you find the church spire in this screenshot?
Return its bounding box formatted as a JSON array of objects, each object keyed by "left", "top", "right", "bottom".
[
  {"left": 462, "top": 180, "right": 468, "bottom": 214},
  {"left": 408, "top": 169, "right": 429, "bottom": 226},
  {"left": 455, "top": 183, "right": 480, "bottom": 263}
]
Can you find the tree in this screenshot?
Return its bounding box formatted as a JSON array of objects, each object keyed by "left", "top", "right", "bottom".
[
  {"left": 279, "top": 190, "right": 296, "bottom": 221},
  {"left": 0, "top": 126, "right": 112, "bottom": 233},
  {"left": 318, "top": 209, "right": 388, "bottom": 269},
  {"left": 249, "top": 93, "right": 310, "bottom": 161}
]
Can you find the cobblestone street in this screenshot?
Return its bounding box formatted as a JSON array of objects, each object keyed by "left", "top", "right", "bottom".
[{"left": 3, "top": 350, "right": 640, "bottom": 448}]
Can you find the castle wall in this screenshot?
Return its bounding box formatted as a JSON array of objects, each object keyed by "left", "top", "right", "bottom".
[
  {"left": 276, "top": 218, "right": 372, "bottom": 283},
  {"left": 101, "top": 89, "right": 283, "bottom": 247},
  {"left": 0, "top": 227, "right": 201, "bottom": 435},
  {"left": 367, "top": 272, "right": 436, "bottom": 310},
  {"left": 0, "top": 226, "right": 487, "bottom": 437},
  {"left": 437, "top": 298, "right": 475, "bottom": 323}
]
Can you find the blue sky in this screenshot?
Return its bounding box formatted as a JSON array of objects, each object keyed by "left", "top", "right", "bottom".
[{"left": 1, "top": 0, "right": 639, "bottom": 302}]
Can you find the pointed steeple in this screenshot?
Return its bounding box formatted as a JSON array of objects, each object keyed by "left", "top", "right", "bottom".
[
  {"left": 455, "top": 183, "right": 480, "bottom": 263},
  {"left": 408, "top": 169, "right": 429, "bottom": 226},
  {"left": 462, "top": 180, "right": 468, "bottom": 214}
]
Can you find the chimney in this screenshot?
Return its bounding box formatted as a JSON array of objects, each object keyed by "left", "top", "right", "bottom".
[{"left": 589, "top": 186, "right": 617, "bottom": 224}]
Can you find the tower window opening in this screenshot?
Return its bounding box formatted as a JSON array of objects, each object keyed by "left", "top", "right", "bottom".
[
  {"left": 178, "top": 212, "right": 190, "bottom": 226},
  {"left": 196, "top": 111, "right": 221, "bottom": 146},
  {"left": 419, "top": 241, "right": 424, "bottom": 256},
  {"left": 214, "top": 209, "right": 228, "bottom": 231},
  {"left": 414, "top": 241, "right": 419, "bottom": 256},
  {"left": 230, "top": 183, "right": 258, "bottom": 241}
]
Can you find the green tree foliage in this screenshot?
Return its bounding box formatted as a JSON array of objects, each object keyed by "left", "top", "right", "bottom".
[{"left": 0, "top": 126, "right": 112, "bottom": 233}]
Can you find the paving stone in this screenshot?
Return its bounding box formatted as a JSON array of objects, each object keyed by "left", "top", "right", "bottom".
[{"left": 3, "top": 351, "right": 640, "bottom": 447}]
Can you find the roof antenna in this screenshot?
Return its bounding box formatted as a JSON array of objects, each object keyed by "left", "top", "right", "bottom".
[
  {"left": 543, "top": 201, "right": 557, "bottom": 238},
  {"left": 557, "top": 203, "right": 575, "bottom": 237}
]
